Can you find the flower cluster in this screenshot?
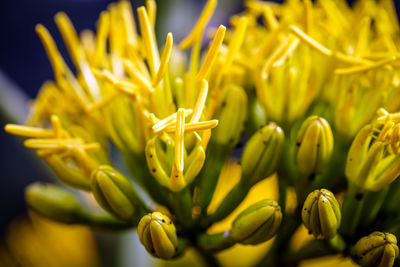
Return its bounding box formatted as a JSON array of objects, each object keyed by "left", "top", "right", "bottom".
[{"left": 5, "top": 0, "right": 400, "bottom": 266}]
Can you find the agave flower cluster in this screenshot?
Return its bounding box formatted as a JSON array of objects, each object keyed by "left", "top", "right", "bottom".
[{"left": 5, "top": 0, "right": 400, "bottom": 266}]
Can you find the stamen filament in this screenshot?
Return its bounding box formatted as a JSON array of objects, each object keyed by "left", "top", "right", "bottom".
[
  {"left": 4, "top": 124, "right": 54, "bottom": 138},
  {"left": 196, "top": 25, "right": 226, "bottom": 81},
  {"left": 164, "top": 120, "right": 218, "bottom": 133},
  {"left": 92, "top": 11, "right": 110, "bottom": 67},
  {"left": 175, "top": 108, "right": 185, "bottom": 172},
  {"left": 123, "top": 60, "right": 154, "bottom": 93},
  {"left": 179, "top": 0, "right": 217, "bottom": 50},
  {"left": 335, "top": 56, "right": 396, "bottom": 75},
  {"left": 190, "top": 80, "right": 209, "bottom": 123},
  {"left": 153, "top": 33, "right": 173, "bottom": 87},
  {"left": 152, "top": 109, "right": 193, "bottom": 132},
  {"left": 137, "top": 6, "right": 160, "bottom": 76}
]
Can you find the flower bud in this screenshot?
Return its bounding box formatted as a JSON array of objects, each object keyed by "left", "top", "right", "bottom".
[
  {"left": 229, "top": 199, "right": 282, "bottom": 245},
  {"left": 137, "top": 212, "right": 178, "bottom": 260},
  {"left": 146, "top": 134, "right": 206, "bottom": 192},
  {"left": 212, "top": 84, "right": 248, "bottom": 147},
  {"left": 346, "top": 120, "right": 400, "bottom": 191},
  {"left": 91, "top": 165, "right": 143, "bottom": 221},
  {"left": 25, "top": 182, "right": 84, "bottom": 224},
  {"left": 353, "top": 232, "right": 399, "bottom": 267},
  {"left": 241, "top": 122, "right": 284, "bottom": 186},
  {"left": 302, "top": 189, "right": 341, "bottom": 239},
  {"left": 294, "top": 116, "right": 334, "bottom": 176}
]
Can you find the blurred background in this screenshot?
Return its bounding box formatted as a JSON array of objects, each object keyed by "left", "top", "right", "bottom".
[{"left": 0, "top": 0, "right": 398, "bottom": 266}]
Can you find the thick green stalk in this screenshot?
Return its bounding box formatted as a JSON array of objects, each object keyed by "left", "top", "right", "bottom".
[
  {"left": 124, "top": 152, "right": 168, "bottom": 205},
  {"left": 81, "top": 213, "right": 134, "bottom": 230},
  {"left": 339, "top": 184, "right": 365, "bottom": 237},
  {"left": 168, "top": 188, "right": 195, "bottom": 230},
  {"left": 359, "top": 187, "right": 389, "bottom": 227},
  {"left": 195, "top": 143, "right": 231, "bottom": 214},
  {"left": 197, "top": 232, "right": 235, "bottom": 252}
]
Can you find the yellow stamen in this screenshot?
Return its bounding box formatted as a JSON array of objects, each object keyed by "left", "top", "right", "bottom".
[
  {"left": 92, "top": 11, "right": 110, "bottom": 67},
  {"left": 152, "top": 33, "right": 173, "bottom": 87},
  {"left": 146, "top": 0, "right": 157, "bottom": 29},
  {"left": 175, "top": 108, "right": 185, "bottom": 172},
  {"left": 201, "top": 129, "right": 212, "bottom": 150},
  {"left": 222, "top": 17, "right": 248, "bottom": 75},
  {"left": 196, "top": 25, "right": 226, "bottom": 81},
  {"left": 153, "top": 109, "right": 193, "bottom": 133},
  {"left": 86, "top": 90, "right": 119, "bottom": 112},
  {"left": 304, "top": 0, "right": 312, "bottom": 33},
  {"left": 54, "top": 12, "right": 85, "bottom": 65},
  {"left": 179, "top": 0, "right": 217, "bottom": 50},
  {"left": 261, "top": 37, "right": 293, "bottom": 79},
  {"left": 4, "top": 124, "right": 54, "bottom": 138},
  {"left": 119, "top": 1, "right": 138, "bottom": 50},
  {"left": 164, "top": 120, "right": 218, "bottom": 134},
  {"left": 93, "top": 69, "right": 138, "bottom": 95},
  {"left": 50, "top": 115, "right": 62, "bottom": 138},
  {"left": 289, "top": 25, "right": 372, "bottom": 65},
  {"left": 35, "top": 25, "right": 66, "bottom": 80},
  {"left": 272, "top": 38, "right": 300, "bottom": 67},
  {"left": 137, "top": 6, "right": 160, "bottom": 76},
  {"left": 24, "top": 138, "right": 84, "bottom": 149},
  {"left": 289, "top": 25, "right": 332, "bottom": 56},
  {"left": 190, "top": 80, "right": 209, "bottom": 123},
  {"left": 262, "top": 6, "right": 278, "bottom": 30},
  {"left": 123, "top": 60, "right": 154, "bottom": 93},
  {"left": 36, "top": 143, "right": 100, "bottom": 157},
  {"left": 71, "top": 148, "right": 99, "bottom": 176},
  {"left": 335, "top": 57, "right": 396, "bottom": 75}
]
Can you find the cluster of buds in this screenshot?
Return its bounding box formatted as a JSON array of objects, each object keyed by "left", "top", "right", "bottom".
[{"left": 5, "top": 0, "right": 400, "bottom": 266}]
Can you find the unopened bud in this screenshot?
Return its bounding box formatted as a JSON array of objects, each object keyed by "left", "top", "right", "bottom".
[
  {"left": 137, "top": 212, "right": 178, "bottom": 259},
  {"left": 91, "top": 165, "right": 143, "bottom": 221},
  {"left": 212, "top": 84, "right": 247, "bottom": 147},
  {"left": 241, "top": 122, "right": 284, "bottom": 185},
  {"left": 353, "top": 232, "right": 399, "bottom": 267},
  {"left": 302, "top": 189, "right": 341, "bottom": 239},
  {"left": 25, "top": 182, "right": 84, "bottom": 224},
  {"left": 294, "top": 116, "right": 334, "bottom": 176},
  {"left": 230, "top": 199, "right": 282, "bottom": 245}
]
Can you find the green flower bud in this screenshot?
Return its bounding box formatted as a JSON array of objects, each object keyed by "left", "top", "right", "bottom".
[
  {"left": 212, "top": 84, "right": 248, "bottom": 147},
  {"left": 137, "top": 212, "right": 178, "bottom": 260},
  {"left": 241, "top": 122, "right": 284, "bottom": 186},
  {"left": 302, "top": 189, "right": 341, "bottom": 239},
  {"left": 229, "top": 199, "right": 282, "bottom": 245},
  {"left": 294, "top": 116, "right": 334, "bottom": 176},
  {"left": 346, "top": 123, "right": 400, "bottom": 191},
  {"left": 91, "top": 165, "right": 143, "bottom": 221},
  {"left": 25, "top": 182, "right": 84, "bottom": 224},
  {"left": 353, "top": 232, "right": 399, "bottom": 267}
]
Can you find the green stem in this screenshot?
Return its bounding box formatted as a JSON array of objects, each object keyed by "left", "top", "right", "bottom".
[
  {"left": 359, "top": 187, "right": 389, "bottom": 227},
  {"left": 81, "top": 213, "right": 134, "bottom": 230},
  {"left": 339, "top": 184, "right": 365, "bottom": 238},
  {"left": 197, "top": 231, "right": 235, "bottom": 252},
  {"left": 255, "top": 212, "right": 301, "bottom": 267},
  {"left": 168, "top": 188, "right": 195, "bottom": 230},
  {"left": 195, "top": 144, "right": 231, "bottom": 215},
  {"left": 124, "top": 152, "right": 168, "bottom": 205}
]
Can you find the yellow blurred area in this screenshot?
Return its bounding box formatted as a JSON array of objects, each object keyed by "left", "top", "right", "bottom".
[{"left": 0, "top": 213, "right": 99, "bottom": 267}]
